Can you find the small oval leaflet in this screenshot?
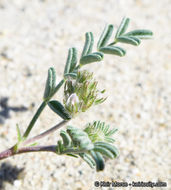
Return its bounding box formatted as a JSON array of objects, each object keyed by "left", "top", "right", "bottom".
[
  {"left": 94, "top": 146, "right": 114, "bottom": 159},
  {"left": 116, "top": 36, "right": 141, "bottom": 46},
  {"left": 64, "top": 47, "right": 77, "bottom": 75},
  {"left": 60, "top": 130, "right": 71, "bottom": 147},
  {"left": 95, "top": 141, "right": 119, "bottom": 158},
  {"left": 80, "top": 52, "right": 104, "bottom": 65},
  {"left": 90, "top": 150, "right": 105, "bottom": 171},
  {"left": 99, "top": 46, "right": 126, "bottom": 56},
  {"left": 48, "top": 100, "right": 71, "bottom": 120},
  {"left": 69, "top": 47, "right": 77, "bottom": 72},
  {"left": 124, "top": 29, "right": 153, "bottom": 39},
  {"left": 64, "top": 72, "right": 77, "bottom": 79},
  {"left": 97, "top": 24, "right": 114, "bottom": 49},
  {"left": 115, "top": 17, "right": 130, "bottom": 38},
  {"left": 81, "top": 32, "right": 94, "bottom": 57},
  {"left": 44, "top": 67, "right": 56, "bottom": 100},
  {"left": 79, "top": 153, "right": 96, "bottom": 169}
]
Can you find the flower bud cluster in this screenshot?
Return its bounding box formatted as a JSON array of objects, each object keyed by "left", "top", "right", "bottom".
[{"left": 63, "top": 70, "right": 106, "bottom": 117}]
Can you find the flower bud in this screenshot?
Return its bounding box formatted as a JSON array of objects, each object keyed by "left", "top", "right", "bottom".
[
  {"left": 66, "top": 93, "right": 79, "bottom": 106},
  {"left": 64, "top": 70, "right": 106, "bottom": 117}
]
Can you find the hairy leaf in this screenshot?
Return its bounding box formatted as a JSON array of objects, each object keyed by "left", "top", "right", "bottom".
[
  {"left": 84, "top": 121, "right": 117, "bottom": 143},
  {"left": 103, "top": 137, "right": 115, "bottom": 143},
  {"left": 81, "top": 32, "right": 94, "bottom": 57},
  {"left": 106, "top": 128, "right": 118, "bottom": 136},
  {"left": 48, "top": 100, "right": 71, "bottom": 120},
  {"left": 95, "top": 142, "right": 119, "bottom": 158},
  {"left": 90, "top": 150, "right": 105, "bottom": 171},
  {"left": 80, "top": 138, "right": 94, "bottom": 150},
  {"left": 44, "top": 67, "right": 56, "bottom": 99},
  {"left": 70, "top": 47, "right": 77, "bottom": 72},
  {"left": 124, "top": 29, "right": 153, "bottom": 39},
  {"left": 115, "top": 17, "right": 130, "bottom": 38},
  {"left": 60, "top": 130, "right": 71, "bottom": 147},
  {"left": 97, "top": 24, "right": 114, "bottom": 49},
  {"left": 67, "top": 126, "right": 94, "bottom": 150},
  {"left": 79, "top": 153, "right": 96, "bottom": 169},
  {"left": 99, "top": 46, "right": 126, "bottom": 56},
  {"left": 64, "top": 47, "right": 77, "bottom": 74},
  {"left": 51, "top": 68, "right": 56, "bottom": 90},
  {"left": 94, "top": 146, "right": 114, "bottom": 159},
  {"left": 80, "top": 52, "right": 104, "bottom": 65},
  {"left": 116, "top": 36, "right": 141, "bottom": 46},
  {"left": 64, "top": 72, "right": 77, "bottom": 79}
]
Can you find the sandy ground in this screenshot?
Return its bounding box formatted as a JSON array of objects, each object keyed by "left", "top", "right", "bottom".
[{"left": 0, "top": 0, "right": 170, "bottom": 190}]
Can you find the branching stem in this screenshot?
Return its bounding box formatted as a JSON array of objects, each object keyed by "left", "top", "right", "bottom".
[
  {"left": 0, "top": 120, "right": 68, "bottom": 160},
  {"left": 0, "top": 145, "right": 57, "bottom": 160},
  {"left": 22, "top": 79, "right": 65, "bottom": 140},
  {"left": 23, "top": 101, "right": 47, "bottom": 138},
  {"left": 23, "top": 120, "right": 68, "bottom": 146}
]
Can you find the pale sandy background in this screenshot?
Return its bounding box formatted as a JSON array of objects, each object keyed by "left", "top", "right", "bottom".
[{"left": 0, "top": 0, "right": 170, "bottom": 190}]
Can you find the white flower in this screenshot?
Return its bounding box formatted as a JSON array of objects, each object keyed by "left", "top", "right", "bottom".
[{"left": 66, "top": 93, "right": 79, "bottom": 106}]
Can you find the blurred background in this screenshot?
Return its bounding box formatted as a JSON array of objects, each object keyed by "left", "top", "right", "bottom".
[{"left": 0, "top": 0, "right": 170, "bottom": 189}]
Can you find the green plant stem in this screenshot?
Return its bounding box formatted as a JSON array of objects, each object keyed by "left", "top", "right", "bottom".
[
  {"left": 0, "top": 120, "right": 68, "bottom": 160},
  {"left": 23, "top": 101, "right": 47, "bottom": 139},
  {"left": 23, "top": 120, "right": 68, "bottom": 146},
  {"left": 23, "top": 79, "right": 65, "bottom": 140}
]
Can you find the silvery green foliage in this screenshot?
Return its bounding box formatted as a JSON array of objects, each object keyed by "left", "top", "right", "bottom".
[
  {"left": 48, "top": 100, "right": 71, "bottom": 120},
  {"left": 43, "top": 67, "right": 56, "bottom": 100},
  {"left": 98, "top": 17, "right": 153, "bottom": 55},
  {"left": 0, "top": 18, "right": 153, "bottom": 170},
  {"left": 56, "top": 121, "right": 119, "bottom": 171},
  {"left": 64, "top": 47, "right": 77, "bottom": 77},
  {"left": 84, "top": 121, "right": 117, "bottom": 143},
  {"left": 80, "top": 32, "right": 104, "bottom": 65},
  {"left": 45, "top": 17, "right": 152, "bottom": 120},
  {"left": 41, "top": 17, "right": 152, "bottom": 171}
]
